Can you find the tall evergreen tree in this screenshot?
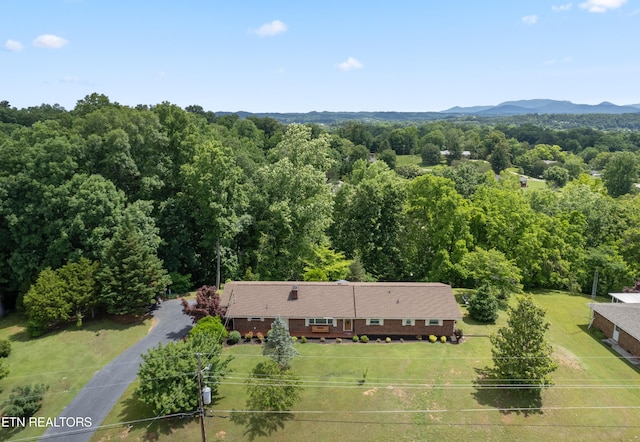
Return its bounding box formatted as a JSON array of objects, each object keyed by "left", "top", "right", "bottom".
[
  {"left": 97, "top": 204, "right": 170, "bottom": 315},
  {"left": 490, "top": 295, "right": 557, "bottom": 387}
]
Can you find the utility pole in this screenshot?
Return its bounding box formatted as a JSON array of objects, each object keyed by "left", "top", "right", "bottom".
[
  {"left": 216, "top": 237, "right": 221, "bottom": 289},
  {"left": 197, "top": 353, "right": 207, "bottom": 442}
]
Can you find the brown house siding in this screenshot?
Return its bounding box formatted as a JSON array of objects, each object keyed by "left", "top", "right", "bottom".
[
  {"left": 618, "top": 329, "right": 640, "bottom": 358},
  {"left": 591, "top": 311, "right": 640, "bottom": 357},
  {"left": 353, "top": 319, "right": 456, "bottom": 338},
  {"left": 230, "top": 317, "right": 456, "bottom": 339},
  {"left": 592, "top": 312, "right": 614, "bottom": 338}
]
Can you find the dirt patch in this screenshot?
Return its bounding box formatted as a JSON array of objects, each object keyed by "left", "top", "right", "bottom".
[
  {"left": 554, "top": 345, "right": 584, "bottom": 371},
  {"left": 215, "top": 430, "right": 227, "bottom": 439},
  {"left": 147, "top": 317, "right": 158, "bottom": 334},
  {"left": 109, "top": 314, "right": 146, "bottom": 325},
  {"left": 363, "top": 387, "right": 378, "bottom": 396}
]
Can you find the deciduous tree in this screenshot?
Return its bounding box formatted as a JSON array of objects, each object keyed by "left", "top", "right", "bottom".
[{"left": 137, "top": 332, "right": 230, "bottom": 414}]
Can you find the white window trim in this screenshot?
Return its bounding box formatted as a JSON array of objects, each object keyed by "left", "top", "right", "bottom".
[
  {"left": 305, "top": 318, "right": 335, "bottom": 327},
  {"left": 427, "top": 319, "right": 442, "bottom": 326},
  {"left": 248, "top": 317, "right": 265, "bottom": 322},
  {"left": 402, "top": 319, "right": 415, "bottom": 326},
  {"left": 366, "top": 318, "right": 384, "bottom": 326}
]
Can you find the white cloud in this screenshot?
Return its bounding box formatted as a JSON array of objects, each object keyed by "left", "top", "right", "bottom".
[
  {"left": 4, "top": 39, "right": 23, "bottom": 51},
  {"left": 522, "top": 15, "right": 539, "bottom": 24},
  {"left": 552, "top": 3, "right": 573, "bottom": 11},
  {"left": 251, "top": 20, "right": 287, "bottom": 37},
  {"left": 580, "top": 0, "right": 627, "bottom": 13},
  {"left": 33, "top": 34, "right": 68, "bottom": 49},
  {"left": 337, "top": 57, "right": 363, "bottom": 72}
]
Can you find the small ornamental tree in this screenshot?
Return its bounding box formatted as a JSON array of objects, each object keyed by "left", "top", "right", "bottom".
[
  {"left": 263, "top": 317, "right": 299, "bottom": 369},
  {"left": 468, "top": 283, "right": 499, "bottom": 323},
  {"left": 490, "top": 295, "right": 558, "bottom": 388},
  {"left": 182, "top": 285, "right": 226, "bottom": 323}
]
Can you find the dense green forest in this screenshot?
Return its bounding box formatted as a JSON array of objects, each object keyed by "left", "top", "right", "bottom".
[{"left": 1, "top": 94, "right": 639, "bottom": 332}]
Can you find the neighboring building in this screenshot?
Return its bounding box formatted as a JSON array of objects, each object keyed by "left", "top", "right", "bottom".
[
  {"left": 589, "top": 303, "right": 640, "bottom": 358},
  {"left": 222, "top": 281, "right": 461, "bottom": 339},
  {"left": 610, "top": 292, "right": 640, "bottom": 303}
]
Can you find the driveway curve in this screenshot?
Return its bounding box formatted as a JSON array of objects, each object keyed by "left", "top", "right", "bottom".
[{"left": 39, "top": 299, "right": 192, "bottom": 441}]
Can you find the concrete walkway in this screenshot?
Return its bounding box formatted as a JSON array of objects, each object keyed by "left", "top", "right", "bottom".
[
  {"left": 603, "top": 338, "right": 640, "bottom": 367},
  {"left": 39, "top": 299, "right": 192, "bottom": 441}
]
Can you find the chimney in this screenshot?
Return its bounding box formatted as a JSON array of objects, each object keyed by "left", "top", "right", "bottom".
[{"left": 290, "top": 285, "right": 298, "bottom": 300}]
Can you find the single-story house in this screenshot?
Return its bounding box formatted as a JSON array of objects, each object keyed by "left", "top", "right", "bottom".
[
  {"left": 589, "top": 303, "right": 640, "bottom": 357},
  {"left": 222, "top": 281, "right": 461, "bottom": 339}
]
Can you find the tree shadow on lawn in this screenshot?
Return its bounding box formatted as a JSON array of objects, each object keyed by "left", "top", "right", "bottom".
[
  {"left": 3, "top": 312, "right": 150, "bottom": 343},
  {"left": 230, "top": 410, "right": 294, "bottom": 441},
  {"left": 115, "top": 390, "right": 193, "bottom": 441},
  {"left": 472, "top": 368, "right": 543, "bottom": 417}
]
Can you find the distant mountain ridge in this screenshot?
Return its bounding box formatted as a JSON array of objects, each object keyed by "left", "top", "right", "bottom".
[
  {"left": 442, "top": 99, "right": 640, "bottom": 116},
  {"left": 215, "top": 99, "right": 640, "bottom": 124}
]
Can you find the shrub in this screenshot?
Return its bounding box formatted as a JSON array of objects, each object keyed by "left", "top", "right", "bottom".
[
  {"left": 0, "top": 339, "right": 11, "bottom": 358},
  {"left": 300, "top": 336, "right": 307, "bottom": 343},
  {"left": 429, "top": 335, "right": 437, "bottom": 343},
  {"left": 416, "top": 335, "right": 423, "bottom": 341},
  {"left": 27, "top": 320, "right": 46, "bottom": 338},
  {"left": 244, "top": 331, "right": 254, "bottom": 342},
  {"left": 454, "top": 328, "right": 463, "bottom": 340},
  {"left": 376, "top": 338, "right": 382, "bottom": 343},
  {"left": 189, "top": 315, "right": 228, "bottom": 341},
  {"left": 227, "top": 331, "right": 241, "bottom": 345},
  {"left": 468, "top": 283, "right": 499, "bottom": 323},
  {"left": 400, "top": 338, "right": 404, "bottom": 343},
  {"left": 385, "top": 337, "right": 391, "bottom": 343},
  {"left": 292, "top": 336, "right": 298, "bottom": 342},
  {"left": 4, "top": 384, "right": 48, "bottom": 418},
  {"left": 440, "top": 335, "right": 447, "bottom": 343},
  {"left": 360, "top": 335, "right": 369, "bottom": 343},
  {"left": 336, "top": 338, "right": 342, "bottom": 343},
  {"left": 352, "top": 335, "right": 359, "bottom": 342},
  {"left": 256, "top": 332, "right": 264, "bottom": 343},
  {"left": 320, "top": 337, "right": 326, "bottom": 343}
]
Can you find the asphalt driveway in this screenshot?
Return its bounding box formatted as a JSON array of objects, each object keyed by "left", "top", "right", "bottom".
[{"left": 39, "top": 299, "right": 192, "bottom": 441}]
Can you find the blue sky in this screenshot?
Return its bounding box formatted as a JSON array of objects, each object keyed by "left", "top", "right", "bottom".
[{"left": 2, "top": 0, "right": 639, "bottom": 112}]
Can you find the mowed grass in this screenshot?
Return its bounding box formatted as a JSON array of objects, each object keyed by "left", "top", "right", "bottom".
[
  {"left": 0, "top": 314, "right": 152, "bottom": 441},
  {"left": 93, "top": 291, "right": 640, "bottom": 442}
]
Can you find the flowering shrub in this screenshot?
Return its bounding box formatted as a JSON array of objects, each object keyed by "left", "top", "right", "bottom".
[
  {"left": 385, "top": 337, "right": 391, "bottom": 343},
  {"left": 440, "top": 335, "right": 447, "bottom": 343},
  {"left": 429, "top": 335, "right": 437, "bottom": 343}
]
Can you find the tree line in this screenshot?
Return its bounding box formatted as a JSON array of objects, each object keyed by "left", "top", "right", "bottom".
[{"left": 1, "top": 94, "right": 639, "bottom": 333}]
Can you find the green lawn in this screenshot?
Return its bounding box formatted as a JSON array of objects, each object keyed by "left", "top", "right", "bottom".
[
  {"left": 0, "top": 314, "right": 152, "bottom": 441},
  {"left": 93, "top": 291, "right": 640, "bottom": 441},
  {"left": 396, "top": 154, "right": 423, "bottom": 168}
]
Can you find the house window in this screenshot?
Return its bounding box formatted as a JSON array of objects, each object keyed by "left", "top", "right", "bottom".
[
  {"left": 427, "top": 319, "right": 442, "bottom": 326},
  {"left": 306, "top": 318, "right": 335, "bottom": 327},
  {"left": 248, "top": 317, "right": 264, "bottom": 322},
  {"left": 403, "top": 319, "right": 415, "bottom": 326},
  {"left": 366, "top": 318, "right": 384, "bottom": 326}
]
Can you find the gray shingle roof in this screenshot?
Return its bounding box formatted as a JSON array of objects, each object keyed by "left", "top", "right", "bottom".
[
  {"left": 222, "top": 281, "right": 461, "bottom": 320},
  {"left": 590, "top": 303, "right": 640, "bottom": 341}
]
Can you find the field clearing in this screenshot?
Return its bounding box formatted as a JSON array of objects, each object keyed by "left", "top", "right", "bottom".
[
  {"left": 93, "top": 291, "right": 640, "bottom": 441},
  {"left": 0, "top": 314, "right": 152, "bottom": 441}
]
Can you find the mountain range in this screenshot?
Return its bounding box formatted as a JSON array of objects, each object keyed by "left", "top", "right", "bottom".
[{"left": 442, "top": 99, "right": 640, "bottom": 116}]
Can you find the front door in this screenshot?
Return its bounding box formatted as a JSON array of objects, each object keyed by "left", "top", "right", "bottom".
[
  {"left": 613, "top": 325, "right": 620, "bottom": 342},
  {"left": 343, "top": 319, "right": 353, "bottom": 332}
]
